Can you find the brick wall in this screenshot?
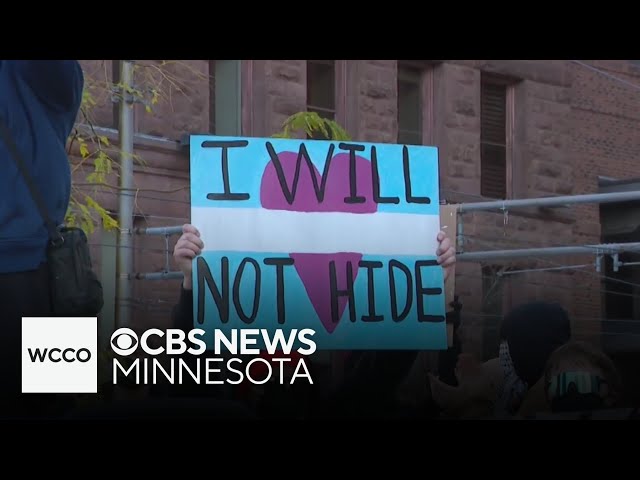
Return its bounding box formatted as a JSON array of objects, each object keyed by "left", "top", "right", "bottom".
[
  {"left": 73, "top": 60, "right": 640, "bottom": 353},
  {"left": 265, "top": 60, "right": 307, "bottom": 135},
  {"left": 134, "top": 60, "right": 210, "bottom": 139},
  {"left": 358, "top": 60, "right": 398, "bottom": 143},
  {"left": 570, "top": 61, "right": 640, "bottom": 344}
]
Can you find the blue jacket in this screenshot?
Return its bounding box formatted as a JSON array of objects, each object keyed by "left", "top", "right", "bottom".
[{"left": 0, "top": 60, "right": 84, "bottom": 273}]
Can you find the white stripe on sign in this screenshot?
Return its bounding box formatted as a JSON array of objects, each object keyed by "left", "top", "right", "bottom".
[{"left": 191, "top": 207, "right": 441, "bottom": 256}]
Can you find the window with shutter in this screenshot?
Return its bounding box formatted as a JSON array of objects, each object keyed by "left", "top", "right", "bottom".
[
  {"left": 307, "top": 60, "right": 336, "bottom": 140},
  {"left": 397, "top": 65, "right": 422, "bottom": 146},
  {"left": 480, "top": 80, "right": 508, "bottom": 199}
]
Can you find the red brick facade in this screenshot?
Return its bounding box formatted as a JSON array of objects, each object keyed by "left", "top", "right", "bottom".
[{"left": 74, "top": 60, "right": 640, "bottom": 359}]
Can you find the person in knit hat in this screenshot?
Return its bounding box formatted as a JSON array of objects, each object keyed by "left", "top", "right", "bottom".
[{"left": 495, "top": 301, "right": 572, "bottom": 416}]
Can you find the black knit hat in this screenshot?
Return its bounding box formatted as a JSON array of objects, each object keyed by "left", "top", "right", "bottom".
[{"left": 499, "top": 302, "right": 571, "bottom": 386}]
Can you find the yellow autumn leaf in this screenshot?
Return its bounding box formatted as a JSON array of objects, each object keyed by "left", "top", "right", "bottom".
[{"left": 80, "top": 143, "right": 90, "bottom": 158}]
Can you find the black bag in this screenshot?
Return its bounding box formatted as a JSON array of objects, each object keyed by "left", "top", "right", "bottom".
[{"left": 0, "top": 118, "right": 104, "bottom": 316}]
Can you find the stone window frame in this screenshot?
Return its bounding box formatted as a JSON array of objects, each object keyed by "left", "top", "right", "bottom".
[
  {"left": 306, "top": 60, "right": 337, "bottom": 139},
  {"left": 241, "top": 60, "right": 358, "bottom": 139},
  {"left": 397, "top": 60, "right": 435, "bottom": 146}
]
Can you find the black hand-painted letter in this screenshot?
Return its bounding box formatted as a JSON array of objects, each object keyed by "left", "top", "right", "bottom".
[
  {"left": 203, "top": 140, "right": 250, "bottom": 201},
  {"left": 264, "top": 257, "right": 295, "bottom": 325},
  {"left": 265, "top": 141, "right": 335, "bottom": 205},
  {"left": 329, "top": 260, "right": 356, "bottom": 324},
  {"left": 403, "top": 145, "right": 431, "bottom": 204},
  {"left": 338, "top": 142, "right": 367, "bottom": 204},
  {"left": 359, "top": 260, "right": 383, "bottom": 322},
  {"left": 232, "top": 257, "right": 261, "bottom": 324},
  {"left": 415, "top": 260, "right": 445, "bottom": 323},
  {"left": 196, "top": 256, "right": 229, "bottom": 325},
  {"left": 389, "top": 259, "right": 413, "bottom": 322}
]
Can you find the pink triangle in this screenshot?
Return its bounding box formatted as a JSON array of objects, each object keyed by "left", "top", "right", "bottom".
[{"left": 290, "top": 253, "right": 362, "bottom": 334}]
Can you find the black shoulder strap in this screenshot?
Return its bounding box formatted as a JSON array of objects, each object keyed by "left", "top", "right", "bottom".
[{"left": 0, "top": 115, "right": 63, "bottom": 244}]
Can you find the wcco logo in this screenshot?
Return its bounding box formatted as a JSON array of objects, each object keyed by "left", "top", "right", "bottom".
[
  {"left": 27, "top": 347, "right": 92, "bottom": 363},
  {"left": 22, "top": 317, "right": 98, "bottom": 394}
]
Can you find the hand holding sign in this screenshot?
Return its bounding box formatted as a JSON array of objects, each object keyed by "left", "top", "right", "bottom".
[
  {"left": 173, "top": 224, "right": 204, "bottom": 290},
  {"left": 436, "top": 231, "right": 456, "bottom": 282}
]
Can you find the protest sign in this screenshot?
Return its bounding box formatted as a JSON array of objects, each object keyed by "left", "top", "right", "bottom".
[{"left": 190, "top": 136, "right": 447, "bottom": 350}]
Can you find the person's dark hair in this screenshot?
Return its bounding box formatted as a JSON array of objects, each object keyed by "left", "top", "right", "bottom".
[{"left": 499, "top": 302, "right": 571, "bottom": 386}]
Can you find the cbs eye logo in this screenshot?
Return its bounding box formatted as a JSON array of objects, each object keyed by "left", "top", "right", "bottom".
[{"left": 110, "top": 328, "right": 139, "bottom": 356}]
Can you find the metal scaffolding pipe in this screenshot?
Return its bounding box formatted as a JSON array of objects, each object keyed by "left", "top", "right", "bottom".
[
  {"left": 115, "top": 60, "right": 135, "bottom": 329},
  {"left": 135, "top": 242, "right": 640, "bottom": 278},
  {"left": 135, "top": 226, "right": 183, "bottom": 236},
  {"left": 458, "top": 190, "right": 640, "bottom": 213},
  {"left": 457, "top": 242, "right": 640, "bottom": 262},
  {"left": 135, "top": 271, "right": 183, "bottom": 281}
]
